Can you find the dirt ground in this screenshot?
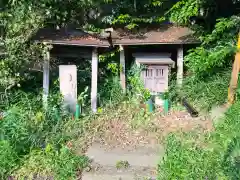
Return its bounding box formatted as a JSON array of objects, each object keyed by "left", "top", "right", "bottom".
[
  {"left": 83, "top": 107, "right": 214, "bottom": 150},
  {"left": 79, "top": 107, "right": 214, "bottom": 180}
]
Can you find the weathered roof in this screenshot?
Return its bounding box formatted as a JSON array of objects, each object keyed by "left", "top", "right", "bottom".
[
  {"left": 111, "top": 25, "right": 197, "bottom": 45},
  {"left": 34, "top": 25, "right": 198, "bottom": 47},
  {"left": 34, "top": 27, "right": 109, "bottom": 47}
]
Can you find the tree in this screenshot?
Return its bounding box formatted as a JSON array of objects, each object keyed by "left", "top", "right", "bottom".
[
  {"left": 0, "top": 0, "right": 240, "bottom": 92},
  {"left": 0, "top": 0, "right": 102, "bottom": 90}
]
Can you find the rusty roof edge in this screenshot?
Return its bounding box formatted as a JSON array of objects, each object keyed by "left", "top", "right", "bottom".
[
  {"left": 113, "top": 41, "right": 200, "bottom": 46},
  {"left": 34, "top": 40, "right": 110, "bottom": 47},
  {"left": 34, "top": 39, "right": 199, "bottom": 47},
  {"left": 50, "top": 40, "right": 109, "bottom": 47}
]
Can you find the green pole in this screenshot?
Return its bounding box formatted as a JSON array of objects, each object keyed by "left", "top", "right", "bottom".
[
  {"left": 164, "top": 99, "right": 169, "bottom": 115},
  {"left": 146, "top": 99, "right": 154, "bottom": 113},
  {"left": 75, "top": 104, "right": 81, "bottom": 119}
]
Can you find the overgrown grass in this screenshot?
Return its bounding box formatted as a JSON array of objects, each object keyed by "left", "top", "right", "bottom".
[
  {"left": 98, "top": 76, "right": 124, "bottom": 107},
  {"left": 13, "top": 146, "right": 89, "bottom": 180},
  {"left": 0, "top": 141, "right": 18, "bottom": 178},
  {"left": 169, "top": 69, "right": 231, "bottom": 111},
  {"left": 0, "top": 66, "right": 156, "bottom": 179},
  {"left": 0, "top": 91, "right": 89, "bottom": 179},
  {"left": 0, "top": 64, "right": 162, "bottom": 179},
  {"left": 158, "top": 100, "right": 240, "bottom": 179}
]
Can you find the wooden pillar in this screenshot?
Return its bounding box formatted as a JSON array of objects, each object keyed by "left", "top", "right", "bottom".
[
  {"left": 91, "top": 48, "right": 98, "bottom": 113},
  {"left": 177, "top": 45, "right": 184, "bottom": 87},
  {"left": 43, "top": 50, "right": 50, "bottom": 109},
  {"left": 119, "top": 45, "right": 126, "bottom": 93}
]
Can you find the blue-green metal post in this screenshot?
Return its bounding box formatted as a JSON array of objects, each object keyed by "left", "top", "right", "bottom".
[
  {"left": 164, "top": 99, "right": 169, "bottom": 115},
  {"left": 75, "top": 104, "right": 81, "bottom": 119}
]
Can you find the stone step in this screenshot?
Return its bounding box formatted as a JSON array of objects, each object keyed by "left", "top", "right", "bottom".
[
  {"left": 85, "top": 143, "right": 164, "bottom": 168},
  {"left": 82, "top": 143, "right": 163, "bottom": 180},
  {"left": 86, "top": 164, "right": 157, "bottom": 174},
  {"left": 82, "top": 164, "right": 157, "bottom": 180},
  {"left": 82, "top": 173, "right": 156, "bottom": 180}
]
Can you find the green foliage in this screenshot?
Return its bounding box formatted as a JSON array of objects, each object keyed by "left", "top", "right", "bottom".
[
  {"left": 0, "top": 140, "right": 18, "bottom": 179},
  {"left": 159, "top": 100, "right": 240, "bottom": 179},
  {"left": 14, "top": 149, "right": 53, "bottom": 179},
  {"left": 107, "top": 63, "right": 119, "bottom": 75},
  {"left": 0, "top": 91, "right": 89, "bottom": 178},
  {"left": 172, "top": 15, "right": 240, "bottom": 111},
  {"left": 98, "top": 49, "right": 124, "bottom": 106},
  {"left": 0, "top": 91, "right": 68, "bottom": 152},
  {"left": 142, "top": 89, "right": 151, "bottom": 101},
  {"left": 99, "top": 76, "right": 123, "bottom": 106},
  {"left": 0, "top": 1, "right": 46, "bottom": 90},
  {"left": 116, "top": 160, "right": 130, "bottom": 169},
  {"left": 2, "top": 0, "right": 240, "bottom": 179},
  {"left": 180, "top": 70, "right": 230, "bottom": 111},
  {"left": 53, "top": 147, "right": 89, "bottom": 180},
  {"left": 102, "top": 0, "right": 169, "bottom": 27},
  {"left": 159, "top": 133, "right": 221, "bottom": 179},
  {"left": 185, "top": 16, "right": 240, "bottom": 78},
  {"left": 78, "top": 86, "right": 89, "bottom": 107},
  {"left": 1, "top": 0, "right": 239, "bottom": 94},
  {"left": 167, "top": 0, "right": 199, "bottom": 25},
  {"left": 99, "top": 49, "right": 120, "bottom": 76},
  {"left": 160, "top": 90, "right": 169, "bottom": 100},
  {"left": 0, "top": 106, "right": 32, "bottom": 154},
  {"left": 14, "top": 146, "right": 89, "bottom": 180},
  {"left": 99, "top": 49, "right": 120, "bottom": 63},
  {"left": 128, "top": 64, "right": 151, "bottom": 101}
]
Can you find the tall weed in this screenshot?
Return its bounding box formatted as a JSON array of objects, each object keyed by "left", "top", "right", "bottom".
[
  {"left": 169, "top": 69, "right": 231, "bottom": 111},
  {"left": 0, "top": 140, "right": 18, "bottom": 179},
  {"left": 159, "top": 100, "right": 240, "bottom": 179},
  {"left": 98, "top": 76, "right": 124, "bottom": 107},
  {"left": 0, "top": 91, "right": 89, "bottom": 178},
  {"left": 14, "top": 145, "right": 89, "bottom": 180}
]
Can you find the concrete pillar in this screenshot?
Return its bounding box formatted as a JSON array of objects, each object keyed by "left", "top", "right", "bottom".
[
  {"left": 119, "top": 45, "right": 126, "bottom": 93},
  {"left": 177, "top": 45, "right": 184, "bottom": 87},
  {"left": 91, "top": 48, "right": 98, "bottom": 113},
  {"left": 43, "top": 50, "right": 50, "bottom": 109}
]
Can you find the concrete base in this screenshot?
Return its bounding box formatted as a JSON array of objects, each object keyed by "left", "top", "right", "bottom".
[
  {"left": 155, "top": 96, "right": 164, "bottom": 107},
  {"left": 82, "top": 143, "right": 164, "bottom": 180}
]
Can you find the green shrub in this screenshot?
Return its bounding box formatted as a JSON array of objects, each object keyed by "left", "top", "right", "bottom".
[
  {"left": 168, "top": 69, "right": 230, "bottom": 111},
  {"left": 0, "top": 91, "right": 88, "bottom": 178},
  {"left": 184, "top": 70, "right": 230, "bottom": 111},
  {"left": 0, "top": 107, "right": 32, "bottom": 154},
  {"left": 0, "top": 140, "right": 18, "bottom": 179},
  {"left": 159, "top": 101, "right": 240, "bottom": 179},
  {"left": 0, "top": 93, "right": 65, "bottom": 154},
  {"left": 158, "top": 134, "right": 223, "bottom": 179},
  {"left": 53, "top": 146, "right": 89, "bottom": 180},
  {"left": 14, "top": 145, "right": 89, "bottom": 180},
  {"left": 99, "top": 76, "right": 124, "bottom": 106}
]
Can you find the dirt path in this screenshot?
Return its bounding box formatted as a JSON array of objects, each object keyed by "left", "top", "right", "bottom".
[
  {"left": 82, "top": 143, "right": 163, "bottom": 180},
  {"left": 79, "top": 108, "right": 213, "bottom": 180}
]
